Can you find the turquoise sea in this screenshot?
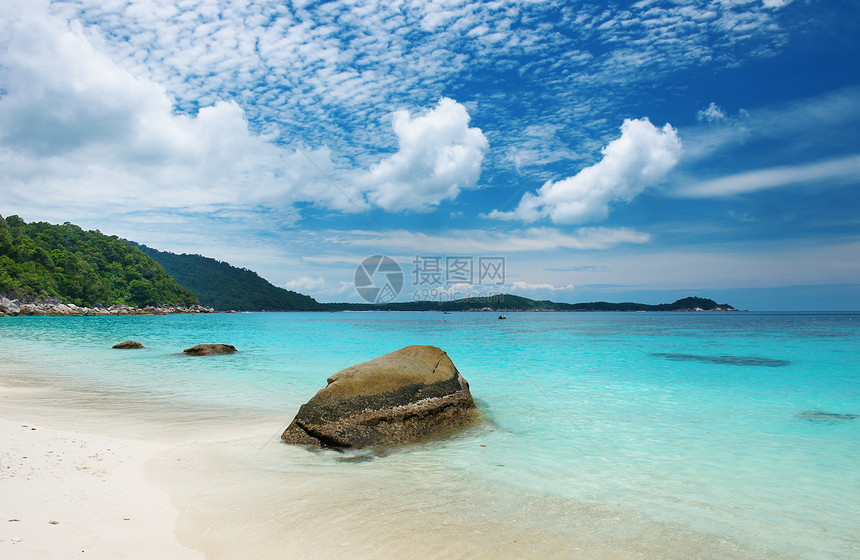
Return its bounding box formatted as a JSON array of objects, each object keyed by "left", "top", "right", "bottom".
[{"left": 1, "top": 311, "right": 858, "bottom": 558}]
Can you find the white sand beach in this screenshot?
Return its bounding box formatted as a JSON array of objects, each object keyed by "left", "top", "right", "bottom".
[{"left": 0, "top": 415, "right": 201, "bottom": 559}]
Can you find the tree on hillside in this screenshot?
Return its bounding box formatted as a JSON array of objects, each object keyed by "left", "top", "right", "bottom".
[{"left": 0, "top": 214, "right": 197, "bottom": 307}]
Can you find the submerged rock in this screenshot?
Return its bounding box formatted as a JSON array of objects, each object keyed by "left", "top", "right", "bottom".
[
  {"left": 183, "top": 343, "right": 237, "bottom": 356},
  {"left": 112, "top": 340, "right": 145, "bottom": 349},
  {"left": 282, "top": 345, "right": 478, "bottom": 449},
  {"left": 796, "top": 411, "right": 857, "bottom": 423},
  {"left": 651, "top": 353, "right": 790, "bottom": 367}
]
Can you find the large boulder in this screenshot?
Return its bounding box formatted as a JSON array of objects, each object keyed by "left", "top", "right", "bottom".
[
  {"left": 282, "top": 345, "right": 478, "bottom": 449},
  {"left": 183, "top": 344, "right": 237, "bottom": 356}
]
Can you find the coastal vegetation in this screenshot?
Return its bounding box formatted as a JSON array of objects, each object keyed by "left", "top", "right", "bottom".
[
  {"left": 136, "top": 244, "right": 324, "bottom": 311},
  {"left": 0, "top": 214, "right": 197, "bottom": 307}
]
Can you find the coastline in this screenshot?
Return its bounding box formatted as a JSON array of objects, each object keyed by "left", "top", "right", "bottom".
[
  {"left": 0, "top": 296, "right": 215, "bottom": 317},
  {"left": 0, "top": 294, "right": 739, "bottom": 316},
  {"left": 0, "top": 362, "right": 788, "bottom": 560}
]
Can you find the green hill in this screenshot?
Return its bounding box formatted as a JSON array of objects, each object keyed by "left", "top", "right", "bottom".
[
  {"left": 0, "top": 214, "right": 198, "bottom": 307},
  {"left": 137, "top": 245, "right": 324, "bottom": 311},
  {"left": 0, "top": 214, "right": 735, "bottom": 314}
]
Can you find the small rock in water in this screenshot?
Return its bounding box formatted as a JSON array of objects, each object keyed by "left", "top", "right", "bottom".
[
  {"left": 112, "top": 340, "right": 145, "bottom": 349},
  {"left": 183, "top": 344, "right": 237, "bottom": 356}
]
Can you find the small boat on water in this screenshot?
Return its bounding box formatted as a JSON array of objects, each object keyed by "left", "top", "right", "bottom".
[{"left": 498, "top": 314, "right": 506, "bottom": 320}]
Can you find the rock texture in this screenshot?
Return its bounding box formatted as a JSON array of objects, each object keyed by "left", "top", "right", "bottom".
[
  {"left": 282, "top": 345, "right": 478, "bottom": 449},
  {"left": 0, "top": 296, "right": 215, "bottom": 317},
  {"left": 112, "top": 340, "right": 145, "bottom": 349},
  {"left": 183, "top": 344, "right": 237, "bottom": 356},
  {"left": 0, "top": 297, "right": 21, "bottom": 315}
]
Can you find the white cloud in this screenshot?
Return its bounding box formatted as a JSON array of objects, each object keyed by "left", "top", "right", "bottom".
[
  {"left": 490, "top": 118, "right": 682, "bottom": 224},
  {"left": 327, "top": 226, "right": 651, "bottom": 254},
  {"left": 677, "top": 154, "right": 860, "bottom": 198},
  {"left": 285, "top": 276, "right": 327, "bottom": 293},
  {"left": 24, "top": 0, "right": 794, "bottom": 187},
  {"left": 0, "top": 2, "right": 162, "bottom": 156},
  {"left": 362, "top": 98, "right": 488, "bottom": 212},
  {"left": 0, "top": 0, "right": 795, "bottom": 223},
  {"left": 697, "top": 102, "right": 728, "bottom": 122},
  {"left": 0, "top": 2, "right": 368, "bottom": 219},
  {"left": 509, "top": 281, "right": 575, "bottom": 292}
]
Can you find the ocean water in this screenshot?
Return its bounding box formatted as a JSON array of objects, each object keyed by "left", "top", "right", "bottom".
[{"left": 1, "top": 311, "right": 858, "bottom": 558}]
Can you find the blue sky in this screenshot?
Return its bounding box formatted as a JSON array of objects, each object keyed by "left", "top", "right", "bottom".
[{"left": 1, "top": 0, "right": 858, "bottom": 310}]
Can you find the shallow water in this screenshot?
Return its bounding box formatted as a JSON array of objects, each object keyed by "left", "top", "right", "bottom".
[{"left": 1, "top": 311, "right": 858, "bottom": 558}]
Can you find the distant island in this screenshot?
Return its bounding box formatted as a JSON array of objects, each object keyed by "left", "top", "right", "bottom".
[
  {"left": 1, "top": 215, "right": 737, "bottom": 314},
  {"left": 324, "top": 295, "right": 737, "bottom": 313}
]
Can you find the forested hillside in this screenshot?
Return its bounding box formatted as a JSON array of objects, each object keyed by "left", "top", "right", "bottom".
[
  {"left": 137, "top": 245, "right": 324, "bottom": 311},
  {"left": 0, "top": 214, "right": 735, "bottom": 314},
  {"left": 0, "top": 215, "right": 198, "bottom": 307}
]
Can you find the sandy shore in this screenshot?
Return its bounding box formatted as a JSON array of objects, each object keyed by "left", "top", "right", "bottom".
[
  {"left": 0, "top": 415, "right": 202, "bottom": 559},
  {"left": 0, "top": 366, "right": 785, "bottom": 560}
]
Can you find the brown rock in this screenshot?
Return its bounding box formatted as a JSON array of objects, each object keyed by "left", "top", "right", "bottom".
[
  {"left": 183, "top": 344, "right": 237, "bottom": 356},
  {"left": 282, "top": 345, "right": 478, "bottom": 449},
  {"left": 112, "top": 340, "right": 145, "bottom": 349}
]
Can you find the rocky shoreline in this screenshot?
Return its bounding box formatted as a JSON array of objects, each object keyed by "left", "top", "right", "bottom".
[{"left": 0, "top": 296, "right": 214, "bottom": 317}]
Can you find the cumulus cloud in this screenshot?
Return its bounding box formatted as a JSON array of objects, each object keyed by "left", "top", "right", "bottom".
[
  {"left": 697, "top": 102, "right": 728, "bottom": 123},
  {"left": 489, "top": 119, "right": 682, "bottom": 224},
  {"left": 0, "top": 2, "right": 365, "bottom": 218},
  {"left": 0, "top": 8, "right": 151, "bottom": 156},
  {"left": 0, "top": 3, "right": 487, "bottom": 226},
  {"left": 361, "top": 98, "right": 488, "bottom": 212}
]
